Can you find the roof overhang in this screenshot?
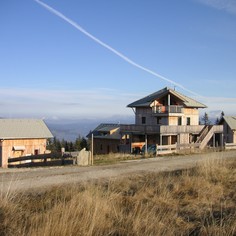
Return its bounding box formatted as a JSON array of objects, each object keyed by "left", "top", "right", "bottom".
[{"left": 127, "top": 87, "right": 207, "bottom": 109}]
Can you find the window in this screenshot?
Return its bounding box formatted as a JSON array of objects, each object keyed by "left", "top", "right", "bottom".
[
  {"left": 178, "top": 117, "right": 182, "bottom": 125},
  {"left": 142, "top": 117, "right": 146, "bottom": 124},
  {"left": 187, "top": 117, "right": 191, "bottom": 125},
  {"left": 34, "top": 149, "right": 39, "bottom": 155},
  {"left": 157, "top": 117, "right": 161, "bottom": 124}
]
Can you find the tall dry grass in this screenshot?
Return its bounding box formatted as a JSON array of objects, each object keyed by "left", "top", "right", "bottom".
[{"left": 0, "top": 156, "right": 236, "bottom": 236}]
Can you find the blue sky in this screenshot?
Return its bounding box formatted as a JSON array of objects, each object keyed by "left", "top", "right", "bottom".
[{"left": 1, "top": 0, "right": 236, "bottom": 121}]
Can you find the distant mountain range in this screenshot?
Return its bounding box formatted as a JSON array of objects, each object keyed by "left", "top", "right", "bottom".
[
  {"left": 1, "top": 110, "right": 224, "bottom": 142},
  {"left": 45, "top": 110, "right": 225, "bottom": 141},
  {"left": 45, "top": 116, "right": 134, "bottom": 141}
]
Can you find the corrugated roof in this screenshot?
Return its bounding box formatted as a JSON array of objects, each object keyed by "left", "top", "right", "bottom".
[
  {"left": 223, "top": 116, "right": 236, "bottom": 130},
  {"left": 127, "top": 87, "right": 207, "bottom": 108},
  {"left": 0, "top": 119, "right": 53, "bottom": 139}
]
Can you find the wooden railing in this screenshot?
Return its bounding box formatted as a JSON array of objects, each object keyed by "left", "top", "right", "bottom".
[
  {"left": 120, "top": 124, "right": 204, "bottom": 134},
  {"left": 225, "top": 143, "right": 236, "bottom": 150},
  {"left": 155, "top": 143, "right": 201, "bottom": 155},
  {"left": 152, "top": 105, "right": 183, "bottom": 114},
  {"left": 196, "top": 125, "right": 223, "bottom": 150}
]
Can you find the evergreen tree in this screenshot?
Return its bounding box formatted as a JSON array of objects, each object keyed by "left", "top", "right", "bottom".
[
  {"left": 47, "top": 136, "right": 88, "bottom": 152},
  {"left": 64, "top": 140, "right": 69, "bottom": 151},
  {"left": 201, "top": 112, "right": 211, "bottom": 125},
  {"left": 215, "top": 117, "right": 220, "bottom": 125},
  {"left": 80, "top": 138, "right": 88, "bottom": 150},
  {"left": 220, "top": 111, "right": 225, "bottom": 119},
  {"left": 75, "top": 135, "right": 82, "bottom": 151},
  {"left": 74, "top": 136, "right": 88, "bottom": 151},
  {"left": 55, "top": 139, "right": 62, "bottom": 152}
]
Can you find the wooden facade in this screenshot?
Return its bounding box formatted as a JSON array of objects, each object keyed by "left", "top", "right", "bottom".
[
  {"left": 219, "top": 116, "right": 236, "bottom": 144},
  {"left": 0, "top": 138, "right": 48, "bottom": 168},
  {"left": 87, "top": 124, "right": 121, "bottom": 155},
  {"left": 0, "top": 119, "right": 53, "bottom": 168},
  {"left": 121, "top": 87, "right": 223, "bottom": 153},
  {"left": 93, "top": 137, "right": 120, "bottom": 155}
]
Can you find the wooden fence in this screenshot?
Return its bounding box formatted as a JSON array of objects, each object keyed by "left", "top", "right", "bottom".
[
  {"left": 8, "top": 152, "right": 73, "bottom": 168},
  {"left": 156, "top": 143, "right": 201, "bottom": 155},
  {"left": 225, "top": 143, "right": 236, "bottom": 150}
]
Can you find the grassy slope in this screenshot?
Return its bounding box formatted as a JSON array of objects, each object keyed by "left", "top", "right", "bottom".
[{"left": 0, "top": 156, "right": 236, "bottom": 236}]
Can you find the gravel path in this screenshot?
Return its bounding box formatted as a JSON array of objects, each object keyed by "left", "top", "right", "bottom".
[{"left": 1, "top": 150, "right": 236, "bottom": 193}]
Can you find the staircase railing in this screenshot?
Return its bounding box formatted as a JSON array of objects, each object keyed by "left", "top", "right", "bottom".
[
  {"left": 196, "top": 125, "right": 223, "bottom": 150},
  {"left": 196, "top": 125, "right": 212, "bottom": 144}
]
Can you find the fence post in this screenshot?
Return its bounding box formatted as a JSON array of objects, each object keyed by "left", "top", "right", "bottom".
[
  {"left": 61, "top": 147, "right": 65, "bottom": 165},
  {"left": 91, "top": 133, "right": 94, "bottom": 165},
  {"left": 145, "top": 134, "right": 148, "bottom": 157}
]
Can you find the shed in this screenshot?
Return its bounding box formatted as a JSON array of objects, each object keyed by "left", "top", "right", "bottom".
[
  {"left": 87, "top": 123, "right": 121, "bottom": 155},
  {"left": 0, "top": 119, "right": 53, "bottom": 168},
  {"left": 219, "top": 116, "right": 236, "bottom": 143}
]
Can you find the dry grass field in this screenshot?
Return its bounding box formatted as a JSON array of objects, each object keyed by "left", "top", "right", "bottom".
[{"left": 0, "top": 156, "right": 236, "bottom": 236}]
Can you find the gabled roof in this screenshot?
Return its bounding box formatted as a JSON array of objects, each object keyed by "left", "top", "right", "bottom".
[
  {"left": 96, "top": 123, "right": 119, "bottom": 133},
  {"left": 221, "top": 116, "right": 236, "bottom": 130},
  {"left": 127, "top": 87, "right": 207, "bottom": 108},
  {"left": 0, "top": 119, "right": 53, "bottom": 139},
  {"left": 87, "top": 123, "right": 120, "bottom": 140}
]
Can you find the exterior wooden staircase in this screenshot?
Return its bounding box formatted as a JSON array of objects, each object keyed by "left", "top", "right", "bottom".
[{"left": 195, "top": 125, "right": 223, "bottom": 150}]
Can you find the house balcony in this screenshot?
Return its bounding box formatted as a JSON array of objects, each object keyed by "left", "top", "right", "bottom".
[
  {"left": 152, "top": 105, "right": 183, "bottom": 116},
  {"left": 120, "top": 124, "right": 204, "bottom": 135}
]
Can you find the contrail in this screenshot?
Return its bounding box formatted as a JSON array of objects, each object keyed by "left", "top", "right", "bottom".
[{"left": 34, "top": 0, "right": 202, "bottom": 97}]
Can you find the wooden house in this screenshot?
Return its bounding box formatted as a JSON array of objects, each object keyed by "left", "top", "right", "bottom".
[
  {"left": 87, "top": 123, "right": 121, "bottom": 155},
  {"left": 219, "top": 116, "right": 236, "bottom": 144},
  {"left": 0, "top": 119, "right": 53, "bottom": 168},
  {"left": 120, "top": 87, "right": 223, "bottom": 153}
]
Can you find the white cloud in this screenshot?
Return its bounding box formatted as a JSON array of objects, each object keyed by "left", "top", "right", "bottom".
[
  {"left": 1, "top": 87, "right": 235, "bottom": 119},
  {"left": 203, "top": 96, "right": 236, "bottom": 115},
  {"left": 196, "top": 0, "right": 236, "bottom": 14},
  {"left": 0, "top": 87, "right": 135, "bottom": 119}
]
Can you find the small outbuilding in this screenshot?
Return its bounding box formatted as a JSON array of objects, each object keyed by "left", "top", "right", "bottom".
[
  {"left": 87, "top": 123, "right": 121, "bottom": 155},
  {"left": 0, "top": 119, "right": 53, "bottom": 168},
  {"left": 219, "top": 116, "right": 236, "bottom": 144}
]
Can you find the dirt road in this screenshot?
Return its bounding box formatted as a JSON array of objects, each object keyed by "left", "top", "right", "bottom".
[{"left": 1, "top": 150, "right": 236, "bottom": 193}]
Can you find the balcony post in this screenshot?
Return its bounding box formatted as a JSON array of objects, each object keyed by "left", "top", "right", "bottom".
[
  {"left": 129, "top": 134, "right": 132, "bottom": 153},
  {"left": 213, "top": 133, "right": 215, "bottom": 148},
  {"left": 221, "top": 133, "right": 224, "bottom": 150}
]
